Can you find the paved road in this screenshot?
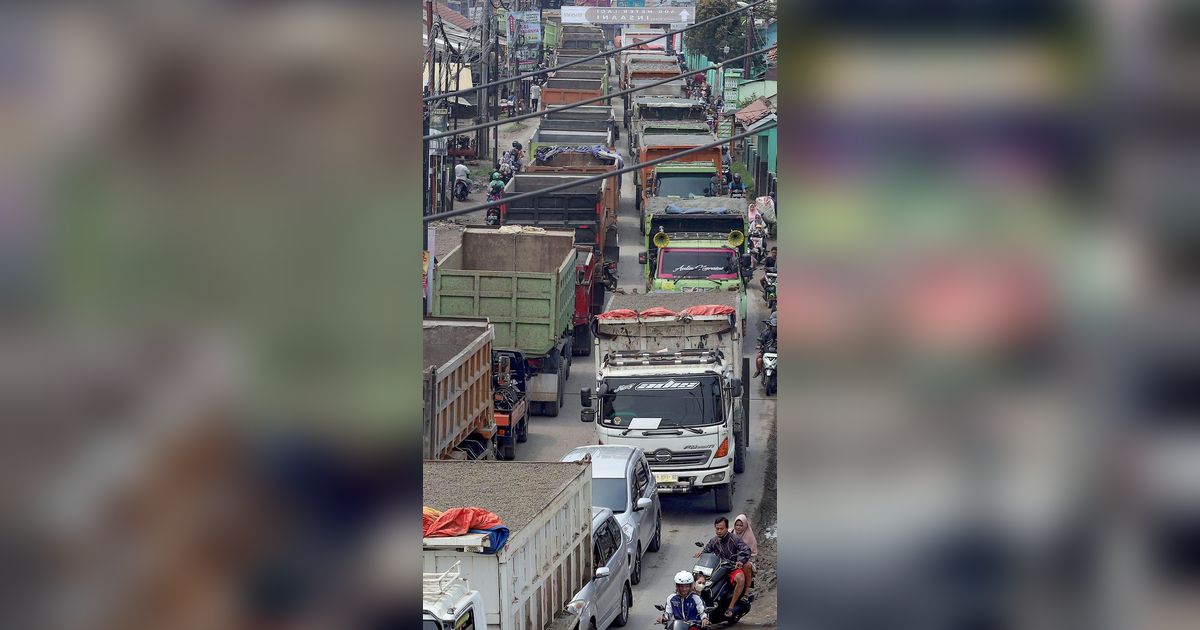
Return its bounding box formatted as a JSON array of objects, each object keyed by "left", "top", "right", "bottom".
[{"left": 513, "top": 95, "right": 778, "bottom": 628}]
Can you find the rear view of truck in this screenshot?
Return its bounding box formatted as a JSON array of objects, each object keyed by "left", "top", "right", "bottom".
[{"left": 431, "top": 228, "right": 577, "bottom": 416}]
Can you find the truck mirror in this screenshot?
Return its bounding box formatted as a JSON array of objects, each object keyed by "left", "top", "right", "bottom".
[
  {"left": 580, "top": 388, "right": 592, "bottom": 407},
  {"left": 740, "top": 254, "right": 752, "bottom": 268},
  {"left": 581, "top": 409, "right": 596, "bottom": 423},
  {"left": 638, "top": 253, "right": 647, "bottom": 265},
  {"left": 635, "top": 497, "right": 653, "bottom": 511},
  {"left": 729, "top": 377, "right": 742, "bottom": 391}
]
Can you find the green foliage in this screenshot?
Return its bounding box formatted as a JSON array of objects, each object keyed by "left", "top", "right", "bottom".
[{"left": 684, "top": 0, "right": 748, "bottom": 64}]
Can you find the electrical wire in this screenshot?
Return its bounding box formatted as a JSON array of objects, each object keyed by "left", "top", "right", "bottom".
[
  {"left": 423, "top": 0, "right": 771, "bottom": 103},
  {"left": 424, "top": 43, "right": 774, "bottom": 141},
  {"left": 424, "top": 121, "right": 776, "bottom": 223}
]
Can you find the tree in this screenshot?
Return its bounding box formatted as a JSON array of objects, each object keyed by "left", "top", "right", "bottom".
[{"left": 684, "top": 0, "right": 746, "bottom": 64}]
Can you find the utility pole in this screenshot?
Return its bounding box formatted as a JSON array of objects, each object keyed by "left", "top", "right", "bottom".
[
  {"left": 744, "top": 4, "right": 753, "bottom": 77},
  {"left": 424, "top": 0, "right": 434, "bottom": 231},
  {"left": 477, "top": 0, "right": 492, "bottom": 160}
]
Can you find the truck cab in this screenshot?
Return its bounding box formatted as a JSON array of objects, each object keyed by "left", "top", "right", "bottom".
[
  {"left": 423, "top": 562, "right": 487, "bottom": 630},
  {"left": 649, "top": 161, "right": 719, "bottom": 200},
  {"left": 581, "top": 306, "right": 746, "bottom": 512}
]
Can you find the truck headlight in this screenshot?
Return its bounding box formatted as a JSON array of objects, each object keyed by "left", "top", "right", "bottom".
[{"left": 702, "top": 472, "right": 725, "bottom": 483}]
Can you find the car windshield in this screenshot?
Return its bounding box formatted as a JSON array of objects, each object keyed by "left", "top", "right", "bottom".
[
  {"left": 592, "top": 478, "right": 629, "bottom": 514},
  {"left": 655, "top": 173, "right": 712, "bottom": 198},
  {"left": 657, "top": 249, "right": 737, "bottom": 280},
  {"left": 599, "top": 376, "right": 722, "bottom": 427}
]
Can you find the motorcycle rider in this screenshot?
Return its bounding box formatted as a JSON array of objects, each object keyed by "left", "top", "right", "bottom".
[
  {"left": 759, "top": 247, "right": 777, "bottom": 294},
  {"left": 729, "top": 174, "right": 746, "bottom": 197},
  {"left": 658, "top": 571, "right": 710, "bottom": 628},
  {"left": 707, "top": 172, "right": 723, "bottom": 197},
  {"left": 488, "top": 172, "right": 505, "bottom": 197},
  {"left": 453, "top": 162, "right": 471, "bottom": 198},
  {"left": 694, "top": 517, "right": 752, "bottom": 618},
  {"left": 754, "top": 312, "right": 777, "bottom": 377}
]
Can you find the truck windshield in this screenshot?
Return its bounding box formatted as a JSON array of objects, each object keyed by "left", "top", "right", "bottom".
[
  {"left": 422, "top": 621, "right": 442, "bottom": 630},
  {"left": 600, "top": 376, "right": 722, "bottom": 428},
  {"left": 592, "top": 478, "right": 629, "bottom": 514},
  {"left": 655, "top": 173, "right": 713, "bottom": 198},
  {"left": 657, "top": 249, "right": 737, "bottom": 280}
]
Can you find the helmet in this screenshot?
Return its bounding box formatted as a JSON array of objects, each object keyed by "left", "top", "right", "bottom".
[
  {"left": 512, "top": 141, "right": 520, "bottom": 148},
  {"left": 768, "top": 312, "right": 777, "bottom": 327},
  {"left": 733, "top": 174, "right": 742, "bottom": 181},
  {"left": 492, "top": 172, "right": 501, "bottom": 180},
  {"left": 674, "top": 571, "right": 694, "bottom": 586}
]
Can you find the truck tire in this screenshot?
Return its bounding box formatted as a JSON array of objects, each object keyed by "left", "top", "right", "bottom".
[
  {"left": 574, "top": 324, "right": 592, "bottom": 357},
  {"left": 516, "top": 417, "right": 528, "bottom": 443},
  {"left": 734, "top": 433, "right": 747, "bottom": 474},
  {"left": 499, "top": 439, "right": 515, "bottom": 461},
  {"left": 767, "top": 373, "right": 777, "bottom": 396},
  {"left": 545, "top": 370, "right": 564, "bottom": 417},
  {"left": 713, "top": 483, "right": 732, "bottom": 512}
]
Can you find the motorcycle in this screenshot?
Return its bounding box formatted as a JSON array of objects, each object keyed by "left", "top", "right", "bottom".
[
  {"left": 762, "top": 267, "right": 777, "bottom": 310},
  {"left": 453, "top": 178, "right": 471, "bottom": 201},
  {"left": 748, "top": 226, "right": 766, "bottom": 267},
  {"left": 485, "top": 191, "right": 502, "bottom": 225},
  {"left": 653, "top": 604, "right": 715, "bottom": 630},
  {"left": 601, "top": 260, "right": 619, "bottom": 292},
  {"left": 760, "top": 339, "right": 777, "bottom": 395},
  {"left": 692, "top": 543, "right": 754, "bottom": 623}
]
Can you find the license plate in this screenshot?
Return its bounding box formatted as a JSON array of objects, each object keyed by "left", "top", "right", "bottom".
[{"left": 655, "top": 473, "right": 678, "bottom": 484}]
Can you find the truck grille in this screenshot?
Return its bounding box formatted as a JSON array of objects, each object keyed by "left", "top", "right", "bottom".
[{"left": 647, "top": 448, "right": 711, "bottom": 468}]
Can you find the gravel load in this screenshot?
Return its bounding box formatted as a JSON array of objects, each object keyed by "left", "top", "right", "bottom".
[
  {"left": 424, "top": 323, "right": 488, "bottom": 370},
  {"left": 423, "top": 461, "right": 588, "bottom": 535},
  {"left": 606, "top": 290, "right": 740, "bottom": 313}
]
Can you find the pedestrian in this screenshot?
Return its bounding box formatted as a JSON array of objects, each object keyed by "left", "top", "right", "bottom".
[{"left": 530, "top": 82, "right": 541, "bottom": 112}]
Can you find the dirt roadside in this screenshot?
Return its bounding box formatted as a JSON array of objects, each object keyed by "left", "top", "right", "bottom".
[{"left": 738, "top": 406, "right": 778, "bottom": 626}]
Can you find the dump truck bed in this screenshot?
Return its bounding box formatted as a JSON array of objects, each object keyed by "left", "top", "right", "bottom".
[{"left": 423, "top": 318, "right": 495, "bottom": 460}]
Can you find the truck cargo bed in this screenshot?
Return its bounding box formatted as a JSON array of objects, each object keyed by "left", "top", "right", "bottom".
[{"left": 606, "top": 290, "right": 740, "bottom": 313}]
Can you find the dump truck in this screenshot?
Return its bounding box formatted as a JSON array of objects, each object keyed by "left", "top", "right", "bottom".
[
  {"left": 431, "top": 228, "right": 577, "bottom": 416},
  {"left": 528, "top": 128, "right": 614, "bottom": 154},
  {"left": 423, "top": 461, "right": 594, "bottom": 630},
  {"left": 633, "top": 129, "right": 722, "bottom": 220},
  {"left": 423, "top": 318, "right": 530, "bottom": 461},
  {"left": 581, "top": 291, "right": 748, "bottom": 513},
  {"left": 625, "top": 93, "right": 706, "bottom": 133},
  {"left": 500, "top": 175, "right": 618, "bottom": 355},
  {"left": 541, "top": 75, "right": 609, "bottom": 108},
  {"left": 639, "top": 197, "right": 752, "bottom": 333},
  {"left": 538, "top": 104, "right": 619, "bottom": 140},
  {"left": 630, "top": 120, "right": 712, "bottom": 155}
]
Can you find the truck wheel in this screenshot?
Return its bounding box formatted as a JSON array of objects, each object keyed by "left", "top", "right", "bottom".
[
  {"left": 574, "top": 325, "right": 592, "bottom": 357},
  {"left": 500, "top": 439, "right": 515, "bottom": 461},
  {"left": 713, "top": 484, "right": 732, "bottom": 512},
  {"left": 734, "top": 434, "right": 747, "bottom": 474},
  {"left": 545, "top": 371, "right": 563, "bottom": 417},
  {"left": 516, "top": 417, "right": 528, "bottom": 443}
]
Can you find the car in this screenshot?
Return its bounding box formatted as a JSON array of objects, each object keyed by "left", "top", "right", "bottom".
[
  {"left": 560, "top": 445, "right": 663, "bottom": 585},
  {"left": 563, "top": 507, "right": 634, "bottom": 630}
]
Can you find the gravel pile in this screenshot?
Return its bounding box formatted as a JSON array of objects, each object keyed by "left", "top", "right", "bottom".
[
  {"left": 423, "top": 461, "right": 587, "bottom": 535},
  {"left": 430, "top": 223, "right": 466, "bottom": 262},
  {"left": 424, "top": 324, "right": 488, "bottom": 370},
  {"left": 607, "top": 290, "right": 740, "bottom": 313}
]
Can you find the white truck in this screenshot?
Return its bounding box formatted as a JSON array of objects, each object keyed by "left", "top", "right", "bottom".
[
  {"left": 423, "top": 461, "right": 595, "bottom": 630},
  {"left": 579, "top": 291, "right": 749, "bottom": 512}
]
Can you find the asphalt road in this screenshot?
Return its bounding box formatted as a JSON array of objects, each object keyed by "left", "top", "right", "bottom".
[{"left": 513, "top": 95, "right": 778, "bottom": 628}]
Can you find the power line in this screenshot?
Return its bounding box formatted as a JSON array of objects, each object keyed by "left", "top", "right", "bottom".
[
  {"left": 423, "top": 0, "right": 771, "bottom": 104},
  {"left": 424, "top": 43, "right": 775, "bottom": 142},
  {"left": 424, "top": 121, "right": 776, "bottom": 224}
]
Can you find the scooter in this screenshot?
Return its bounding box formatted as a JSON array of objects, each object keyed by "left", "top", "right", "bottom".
[
  {"left": 485, "top": 191, "right": 502, "bottom": 225},
  {"left": 692, "top": 543, "right": 753, "bottom": 623},
  {"left": 601, "top": 260, "right": 619, "bottom": 292},
  {"left": 748, "top": 226, "right": 766, "bottom": 267},
  {"left": 653, "top": 604, "right": 715, "bottom": 630},
  {"left": 453, "top": 178, "right": 471, "bottom": 201},
  {"left": 762, "top": 268, "right": 777, "bottom": 310},
  {"left": 760, "top": 339, "right": 777, "bottom": 396}
]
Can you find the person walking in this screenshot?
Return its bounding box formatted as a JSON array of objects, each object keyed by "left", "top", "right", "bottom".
[{"left": 530, "top": 82, "right": 541, "bottom": 112}]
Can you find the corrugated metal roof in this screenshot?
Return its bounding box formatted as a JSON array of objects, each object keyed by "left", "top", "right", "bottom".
[
  {"left": 433, "top": 2, "right": 475, "bottom": 32},
  {"left": 734, "top": 97, "right": 774, "bottom": 126}
]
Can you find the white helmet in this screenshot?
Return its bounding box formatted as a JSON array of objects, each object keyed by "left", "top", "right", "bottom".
[{"left": 674, "top": 571, "right": 694, "bottom": 585}]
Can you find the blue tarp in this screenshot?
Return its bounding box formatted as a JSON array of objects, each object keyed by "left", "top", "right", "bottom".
[
  {"left": 665, "top": 205, "right": 729, "bottom": 214},
  {"left": 468, "top": 527, "right": 510, "bottom": 554}
]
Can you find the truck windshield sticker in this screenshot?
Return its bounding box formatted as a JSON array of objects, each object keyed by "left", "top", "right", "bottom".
[
  {"left": 658, "top": 249, "right": 737, "bottom": 280},
  {"left": 613, "top": 380, "right": 700, "bottom": 392}
]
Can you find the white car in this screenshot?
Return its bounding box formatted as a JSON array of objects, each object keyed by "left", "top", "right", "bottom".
[
  {"left": 560, "top": 445, "right": 663, "bottom": 585},
  {"left": 564, "top": 507, "right": 633, "bottom": 630}
]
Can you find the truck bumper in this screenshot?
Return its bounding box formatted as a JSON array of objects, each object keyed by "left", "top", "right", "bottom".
[{"left": 651, "top": 463, "right": 733, "bottom": 494}]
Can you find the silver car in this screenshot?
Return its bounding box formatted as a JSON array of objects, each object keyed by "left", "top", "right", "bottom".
[
  {"left": 560, "top": 445, "right": 662, "bottom": 585},
  {"left": 563, "top": 507, "right": 633, "bottom": 630}
]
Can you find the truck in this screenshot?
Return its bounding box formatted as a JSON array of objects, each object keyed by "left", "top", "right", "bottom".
[
  {"left": 625, "top": 93, "right": 706, "bottom": 134},
  {"left": 500, "top": 175, "right": 618, "bottom": 355},
  {"left": 638, "top": 197, "right": 752, "bottom": 333},
  {"left": 528, "top": 128, "right": 614, "bottom": 155},
  {"left": 633, "top": 128, "right": 722, "bottom": 219},
  {"left": 630, "top": 120, "right": 712, "bottom": 155},
  {"left": 423, "top": 461, "right": 594, "bottom": 630},
  {"left": 423, "top": 317, "right": 530, "bottom": 461},
  {"left": 541, "top": 75, "right": 609, "bottom": 108},
  {"left": 431, "top": 228, "right": 577, "bottom": 416},
  {"left": 620, "top": 53, "right": 680, "bottom": 89},
  {"left": 538, "top": 104, "right": 619, "bottom": 140},
  {"left": 580, "top": 291, "right": 748, "bottom": 512}
]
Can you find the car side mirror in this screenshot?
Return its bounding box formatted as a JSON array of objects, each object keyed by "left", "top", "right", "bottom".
[
  {"left": 638, "top": 253, "right": 647, "bottom": 265},
  {"left": 581, "top": 409, "right": 596, "bottom": 423},
  {"left": 595, "top": 566, "right": 611, "bottom": 579},
  {"left": 635, "top": 497, "right": 653, "bottom": 511},
  {"left": 580, "top": 388, "right": 592, "bottom": 408}
]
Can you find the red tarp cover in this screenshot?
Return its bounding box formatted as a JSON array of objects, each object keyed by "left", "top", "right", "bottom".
[
  {"left": 639, "top": 307, "right": 677, "bottom": 318},
  {"left": 597, "top": 309, "right": 639, "bottom": 320},
  {"left": 679, "top": 305, "right": 737, "bottom": 316},
  {"left": 423, "top": 507, "right": 505, "bottom": 538}
]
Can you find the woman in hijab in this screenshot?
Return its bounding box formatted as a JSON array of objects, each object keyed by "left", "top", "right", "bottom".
[{"left": 732, "top": 514, "right": 758, "bottom": 589}]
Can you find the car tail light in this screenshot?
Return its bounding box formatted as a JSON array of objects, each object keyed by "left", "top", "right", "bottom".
[{"left": 715, "top": 438, "right": 729, "bottom": 458}]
